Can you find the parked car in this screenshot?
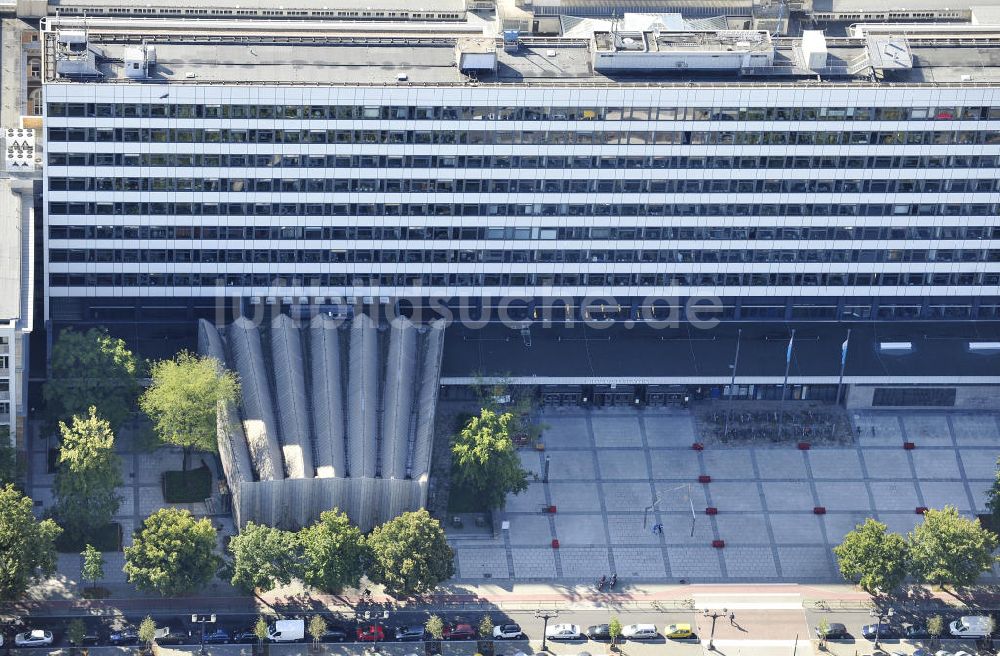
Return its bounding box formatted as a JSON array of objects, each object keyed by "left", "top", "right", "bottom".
[
  {"left": 356, "top": 625, "right": 385, "bottom": 642},
  {"left": 320, "top": 626, "right": 349, "bottom": 643},
  {"left": 621, "top": 624, "right": 657, "bottom": 640},
  {"left": 949, "top": 616, "right": 993, "bottom": 639},
  {"left": 109, "top": 627, "right": 139, "bottom": 645},
  {"left": 231, "top": 629, "right": 260, "bottom": 644},
  {"left": 15, "top": 630, "right": 54, "bottom": 647},
  {"left": 904, "top": 624, "right": 932, "bottom": 639},
  {"left": 935, "top": 651, "right": 956, "bottom": 656},
  {"left": 545, "top": 624, "right": 582, "bottom": 640},
  {"left": 443, "top": 623, "right": 476, "bottom": 640},
  {"left": 155, "top": 629, "right": 190, "bottom": 645},
  {"left": 395, "top": 625, "right": 427, "bottom": 642},
  {"left": 493, "top": 624, "right": 523, "bottom": 640},
  {"left": 585, "top": 624, "right": 610, "bottom": 640},
  {"left": 663, "top": 624, "right": 694, "bottom": 639},
  {"left": 953, "top": 651, "right": 977, "bottom": 656},
  {"left": 861, "top": 623, "right": 899, "bottom": 640},
  {"left": 816, "top": 623, "right": 849, "bottom": 639},
  {"left": 203, "top": 628, "right": 231, "bottom": 644}
]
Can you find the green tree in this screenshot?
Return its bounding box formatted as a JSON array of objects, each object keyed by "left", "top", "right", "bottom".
[
  {"left": 0, "top": 484, "right": 62, "bottom": 599},
  {"left": 908, "top": 505, "right": 999, "bottom": 588},
  {"left": 816, "top": 618, "right": 830, "bottom": 647},
  {"left": 479, "top": 616, "right": 494, "bottom": 640},
  {"left": 67, "top": 619, "right": 86, "bottom": 654},
  {"left": 123, "top": 508, "right": 219, "bottom": 596},
  {"left": 81, "top": 543, "right": 105, "bottom": 592},
  {"left": 366, "top": 509, "right": 454, "bottom": 596},
  {"left": 927, "top": 615, "right": 944, "bottom": 647},
  {"left": 253, "top": 617, "right": 269, "bottom": 646},
  {"left": 53, "top": 407, "right": 123, "bottom": 543},
  {"left": 451, "top": 409, "right": 529, "bottom": 510},
  {"left": 308, "top": 615, "right": 327, "bottom": 647},
  {"left": 299, "top": 508, "right": 367, "bottom": 594},
  {"left": 140, "top": 351, "right": 239, "bottom": 471},
  {"left": 43, "top": 327, "right": 139, "bottom": 429},
  {"left": 229, "top": 522, "right": 301, "bottom": 595},
  {"left": 608, "top": 616, "right": 622, "bottom": 647},
  {"left": 425, "top": 615, "right": 444, "bottom": 640},
  {"left": 832, "top": 518, "right": 908, "bottom": 594},
  {"left": 987, "top": 457, "right": 1000, "bottom": 526},
  {"left": 137, "top": 616, "right": 157, "bottom": 653}
]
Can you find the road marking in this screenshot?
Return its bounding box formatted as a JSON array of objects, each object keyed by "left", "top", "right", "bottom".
[
  {"left": 704, "top": 639, "right": 804, "bottom": 646},
  {"left": 694, "top": 602, "right": 804, "bottom": 610}
]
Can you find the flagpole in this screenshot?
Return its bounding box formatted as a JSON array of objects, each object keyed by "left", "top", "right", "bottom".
[
  {"left": 836, "top": 328, "right": 851, "bottom": 406},
  {"left": 723, "top": 327, "right": 742, "bottom": 440},
  {"left": 778, "top": 329, "right": 795, "bottom": 439}
]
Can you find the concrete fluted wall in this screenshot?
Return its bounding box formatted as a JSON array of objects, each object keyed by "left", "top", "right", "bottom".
[
  {"left": 271, "top": 314, "right": 315, "bottom": 479},
  {"left": 308, "top": 314, "right": 347, "bottom": 478},
  {"left": 380, "top": 318, "right": 417, "bottom": 479},
  {"left": 228, "top": 317, "right": 284, "bottom": 481}
]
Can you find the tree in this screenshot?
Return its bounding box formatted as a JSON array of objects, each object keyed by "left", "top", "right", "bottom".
[
  {"left": 908, "top": 505, "right": 999, "bottom": 588},
  {"left": 451, "top": 409, "right": 529, "bottom": 510},
  {"left": 479, "top": 616, "right": 494, "bottom": 641},
  {"left": 0, "top": 484, "right": 62, "bottom": 599},
  {"left": 987, "top": 457, "right": 1000, "bottom": 526},
  {"left": 253, "top": 617, "right": 269, "bottom": 647},
  {"left": 299, "top": 508, "right": 367, "bottom": 594},
  {"left": 608, "top": 616, "right": 622, "bottom": 648},
  {"left": 308, "top": 615, "right": 327, "bottom": 648},
  {"left": 229, "top": 522, "right": 301, "bottom": 594},
  {"left": 366, "top": 509, "right": 455, "bottom": 596},
  {"left": 832, "top": 518, "right": 908, "bottom": 594},
  {"left": 67, "top": 619, "right": 86, "bottom": 654},
  {"left": 425, "top": 615, "right": 444, "bottom": 640},
  {"left": 53, "top": 407, "right": 123, "bottom": 542},
  {"left": 816, "top": 618, "right": 830, "bottom": 648},
  {"left": 43, "top": 327, "right": 139, "bottom": 429},
  {"left": 140, "top": 351, "right": 239, "bottom": 471},
  {"left": 81, "top": 544, "right": 105, "bottom": 592},
  {"left": 138, "top": 616, "right": 157, "bottom": 654},
  {"left": 123, "top": 508, "right": 219, "bottom": 596},
  {"left": 927, "top": 615, "right": 944, "bottom": 647}
]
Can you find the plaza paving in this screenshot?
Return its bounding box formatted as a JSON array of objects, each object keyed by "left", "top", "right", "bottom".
[{"left": 450, "top": 407, "right": 1000, "bottom": 584}]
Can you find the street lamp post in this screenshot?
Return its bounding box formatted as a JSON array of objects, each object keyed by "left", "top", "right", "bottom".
[
  {"left": 702, "top": 608, "right": 728, "bottom": 652},
  {"left": 192, "top": 614, "right": 216, "bottom": 656},
  {"left": 534, "top": 610, "right": 558, "bottom": 653},
  {"left": 870, "top": 606, "right": 894, "bottom": 650},
  {"left": 357, "top": 609, "right": 389, "bottom": 656}
]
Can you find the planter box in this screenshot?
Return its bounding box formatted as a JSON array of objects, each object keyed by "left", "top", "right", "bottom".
[
  {"left": 712, "top": 539, "right": 725, "bottom": 548},
  {"left": 551, "top": 538, "right": 560, "bottom": 548},
  {"left": 797, "top": 442, "right": 811, "bottom": 450},
  {"left": 691, "top": 443, "right": 705, "bottom": 451},
  {"left": 547, "top": 505, "right": 557, "bottom": 514},
  {"left": 903, "top": 442, "right": 916, "bottom": 450},
  {"left": 705, "top": 507, "right": 718, "bottom": 515},
  {"left": 813, "top": 506, "right": 827, "bottom": 515},
  {"left": 698, "top": 475, "right": 712, "bottom": 484},
  {"left": 916, "top": 506, "right": 929, "bottom": 514}
]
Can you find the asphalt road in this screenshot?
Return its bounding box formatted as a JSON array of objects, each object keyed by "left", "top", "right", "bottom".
[{"left": 0, "top": 606, "right": 982, "bottom": 650}]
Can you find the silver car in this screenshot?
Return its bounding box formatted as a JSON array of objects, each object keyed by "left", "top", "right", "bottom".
[{"left": 15, "top": 630, "right": 54, "bottom": 647}]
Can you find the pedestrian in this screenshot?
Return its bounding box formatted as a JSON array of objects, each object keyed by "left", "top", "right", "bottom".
[
  {"left": 729, "top": 612, "right": 735, "bottom": 626},
  {"left": 871, "top": 425, "right": 876, "bottom": 436},
  {"left": 856, "top": 425, "right": 861, "bottom": 437}
]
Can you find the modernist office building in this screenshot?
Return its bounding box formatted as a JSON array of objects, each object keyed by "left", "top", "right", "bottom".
[{"left": 40, "top": 15, "right": 1000, "bottom": 327}]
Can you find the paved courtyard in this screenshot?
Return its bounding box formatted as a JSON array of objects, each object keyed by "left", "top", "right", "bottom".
[{"left": 450, "top": 408, "right": 1000, "bottom": 584}]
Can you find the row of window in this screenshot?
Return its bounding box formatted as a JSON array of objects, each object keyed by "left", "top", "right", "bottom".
[
  {"left": 46, "top": 152, "right": 1000, "bottom": 171},
  {"left": 48, "top": 271, "right": 1000, "bottom": 288},
  {"left": 48, "top": 247, "right": 1000, "bottom": 264},
  {"left": 44, "top": 126, "right": 1000, "bottom": 146},
  {"left": 46, "top": 175, "right": 1000, "bottom": 195},
  {"left": 46, "top": 201, "right": 1000, "bottom": 218},
  {"left": 48, "top": 224, "right": 1000, "bottom": 242},
  {"left": 45, "top": 102, "right": 1000, "bottom": 122}
]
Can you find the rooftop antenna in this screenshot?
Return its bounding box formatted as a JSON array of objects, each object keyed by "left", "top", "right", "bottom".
[{"left": 610, "top": 11, "right": 622, "bottom": 48}]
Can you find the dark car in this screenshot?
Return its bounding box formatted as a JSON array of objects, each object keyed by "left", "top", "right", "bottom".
[
  {"left": 817, "top": 623, "right": 849, "bottom": 640},
  {"left": 861, "top": 623, "right": 899, "bottom": 640},
  {"left": 155, "top": 628, "right": 190, "bottom": 645},
  {"left": 395, "top": 625, "right": 427, "bottom": 642},
  {"left": 586, "top": 625, "right": 611, "bottom": 640},
  {"left": 904, "top": 624, "right": 932, "bottom": 639},
  {"left": 321, "top": 626, "right": 349, "bottom": 643},
  {"left": 108, "top": 627, "right": 139, "bottom": 645},
  {"left": 202, "top": 629, "right": 231, "bottom": 644},
  {"left": 231, "top": 629, "right": 260, "bottom": 644},
  {"left": 443, "top": 623, "right": 476, "bottom": 640}
]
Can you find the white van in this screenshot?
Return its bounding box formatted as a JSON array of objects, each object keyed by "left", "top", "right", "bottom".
[
  {"left": 949, "top": 615, "right": 994, "bottom": 638},
  {"left": 621, "top": 624, "right": 658, "bottom": 640},
  {"left": 268, "top": 619, "right": 305, "bottom": 642}
]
